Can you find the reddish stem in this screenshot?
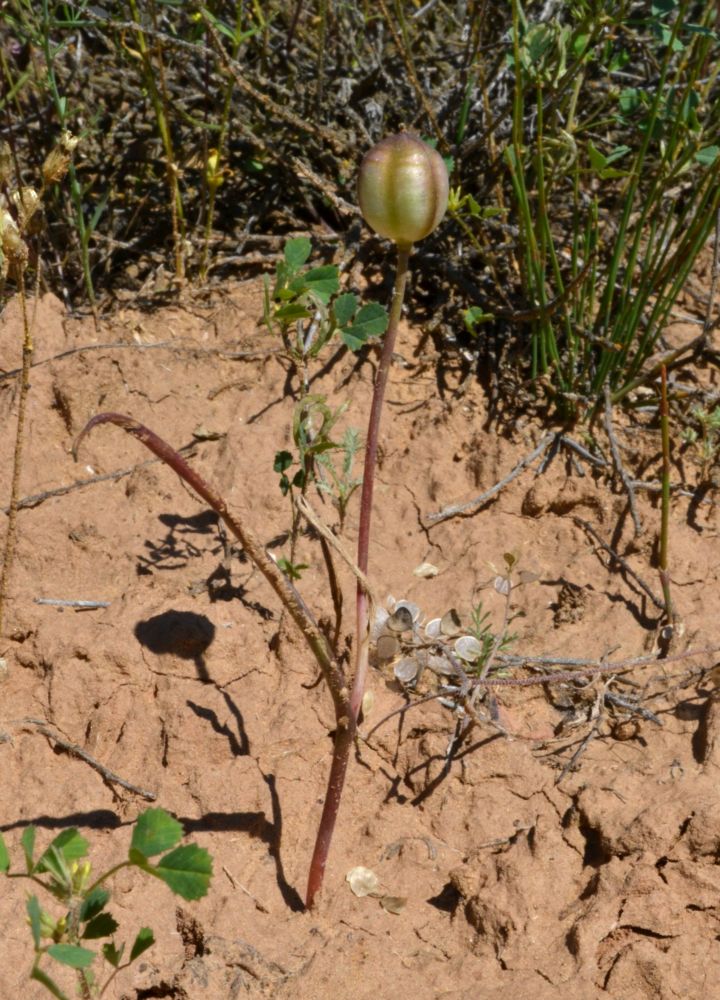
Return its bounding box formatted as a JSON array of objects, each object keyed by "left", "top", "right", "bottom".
[{"left": 305, "top": 244, "right": 411, "bottom": 908}]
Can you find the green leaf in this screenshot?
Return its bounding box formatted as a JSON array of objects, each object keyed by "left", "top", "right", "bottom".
[
  {"left": 651, "top": 0, "right": 676, "bottom": 15},
  {"left": 284, "top": 237, "right": 312, "bottom": 270},
  {"left": 605, "top": 145, "right": 631, "bottom": 165},
  {"left": 35, "top": 845, "right": 71, "bottom": 889},
  {"left": 130, "top": 809, "right": 183, "bottom": 859},
  {"left": 572, "top": 31, "right": 590, "bottom": 58},
  {"left": 102, "top": 941, "right": 124, "bottom": 968},
  {"left": 48, "top": 943, "right": 96, "bottom": 969},
  {"left": 21, "top": 826, "right": 36, "bottom": 872},
  {"left": 0, "top": 831, "right": 9, "bottom": 873},
  {"left": 695, "top": 145, "right": 719, "bottom": 166},
  {"left": 79, "top": 887, "right": 110, "bottom": 923},
  {"left": 273, "top": 303, "right": 311, "bottom": 323},
  {"left": 130, "top": 926, "right": 155, "bottom": 963},
  {"left": 341, "top": 303, "right": 389, "bottom": 351},
  {"left": 153, "top": 844, "right": 213, "bottom": 901},
  {"left": 587, "top": 140, "right": 607, "bottom": 173},
  {"left": 27, "top": 895, "right": 42, "bottom": 948},
  {"left": 37, "top": 830, "right": 88, "bottom": 873},
  {"left": 303, "top": 265, "right": 340, "bottom": 303},
  {"left": 30, "top": 966, "right": 71, "bottom": 1000},
  {"left": 273, "top": 450, "right": 293, "bottom": 474},
  {"left": 618, "top": 88, "right": 641, "bottom": 116},
  {"left": 82, "top": 912, "right": 119, "bottom": 939},
  {"left": 333, "top": 292, "right": 357, "bottom": 328},
  {"left": 464, "top": 307, "right": 494, "bottom": 333}
]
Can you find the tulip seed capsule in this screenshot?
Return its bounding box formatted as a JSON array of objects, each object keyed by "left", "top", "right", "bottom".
[{"left": 358, "top": 133, "right": 449, "bottom": 250}]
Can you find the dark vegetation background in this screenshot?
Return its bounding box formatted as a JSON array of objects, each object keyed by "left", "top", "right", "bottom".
[{"left": 1, "top": 1, "right": 719, "bottom": 419}]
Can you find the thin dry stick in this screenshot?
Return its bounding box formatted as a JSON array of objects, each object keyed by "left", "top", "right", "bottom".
[
  {"left": 364, "top": 645, "right": 720, "bottom": 741},
  {"left": 4, "top": 718, "right": 156, "bottom": 800},
  {"left": 703, "top": 206, "right": 720, "bottom": 337},
  {"left": 377, "top": 0, "right": 448, "bottom": 153},
  {"left": 199, "top": 11, "right": 348, "bottom": 157},
  {"left": 426, "top": 433, "right": 556, "bottom": 524},
  {"left": 658, "top": 365, "right": 675, "bottom": 621},
  {"left": 0, "top": 273, "right": 32, "bottom": 638},
  {"left": 2, "top": 441, "right": 199, "bottom": 513},
  {"left": 0, "top": 340, "right": 278, "bottom": 387},
  {"left": 603, "top": 382, "right": 642, "bottom": 535},
  {"left": 573, "top": 516, "right": 665, "bottom": 611}
]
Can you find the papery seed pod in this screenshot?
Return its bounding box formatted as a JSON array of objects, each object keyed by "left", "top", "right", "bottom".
[
  {"left": 12, "top": 187, "right": 40, "bottom": 230},
  {"left": 394, "top": 658, "right": 418, "bottom": 685},
  {"left": 0, "top": 144, "right": 12, "bottom": 187},
  {"left": 0, "top": 210, "right": 28, "bottom": 277},
  {"left": 455, "top": 635, "right": 484, "bottom": 662},
  {"left": 42, "top": 147, "right": 70, "bottom": 187},
  {"left": 358, "top": 133, "right": 449, "bottom": 250}
]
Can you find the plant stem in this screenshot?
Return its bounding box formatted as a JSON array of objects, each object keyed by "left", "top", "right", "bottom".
[
  {"left": 305, "top": 243, "right": 411, "bottom": 909},
  {"left": 352, "top": 244, "right": 411, "bottom": 720},
  {"left": 0, "top": 273, "right": 32, "bottom": 638},
  {"left": 659, "top": 365, "right": 674, "bottom": 622}
]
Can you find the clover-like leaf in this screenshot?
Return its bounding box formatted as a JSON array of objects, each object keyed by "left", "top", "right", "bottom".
[
  {"left": 333, "top": 292, "right": 357, "bottom": 328},
  {"left": 21, "top": 826, "right": 36, "bottom": 872},
  {"left": 102, "top": 941, "right": 124, "bottom": 968},
  {"left": 79, "top": 887, "right": 110, "bottom": 923},
  {"left": 341, "top": 302, "right": 388, "bottom": 350},
  {"left": 283, "top": 236, "right": 312, "bottom": 270},
  {"left": 82, "top": 912, "right": 119, "bottom": 939},
  {"left": 47, "top": 943, "right": 96, "bottom": 969},
  {"left": 130, "top": 926, "right": 155, "bottom": 963},
  {"left": 153, "top": 844, "right": 213, "bottom": 901},
  {"left": 130, "top": 809, "right": 183, "bottom": 859},
  {"left": 27, "top": 895, "right": 42, "bottom": 948}
]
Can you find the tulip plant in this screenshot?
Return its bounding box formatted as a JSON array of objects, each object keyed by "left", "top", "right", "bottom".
[{"left": 74, "top": 133, "right": 448, "bottom": 908}]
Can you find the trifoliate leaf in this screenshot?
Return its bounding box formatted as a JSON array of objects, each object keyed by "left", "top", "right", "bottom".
[
  {"left": 303, "top": 265, "right": 340, "bottom": 303},
  {"left": 695, "top": 145, "right": 719, "bottom": 166},
  {"left": 283, "top": 237, "right": 312, "bottom": 270},
  {"left": 342, "top": 302, "right": 389, "bottom": 351},
  {"left": 27, "top": 895, "right": 42, "bottom": 948},
  {"left": 153, "top": 844, "right": 213, "bottom": 900},
  {"left": 130, "top": 927, "right": 155, "bottom": 963},
  {"left": 130, "top": 809, "right": 183, "bottom": 859},
  {"left": 0, "top": 831, "right": 9, "bottom": 873},
  {"left": 333, "top": 292, "right": 357, "bottom": 327},
  {"left": 21, "top": 826, "right": 36, "bottom": 872},
  {"left": 102, "top": 941, "right": 124, "bottom": 969},
  {"left": 47, "top": 943, "right": 96, "bottom": 969},
  {"left": 80, "top": 884, "right": 109, "bottom": 922},
  {"left": 82, "top": 912, "right": 119, "bottom": 939}
]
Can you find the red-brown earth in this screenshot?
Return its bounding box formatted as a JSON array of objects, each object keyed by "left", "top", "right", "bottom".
[{"left": 1, "top": 280, "right": 719, "bottom": 999}]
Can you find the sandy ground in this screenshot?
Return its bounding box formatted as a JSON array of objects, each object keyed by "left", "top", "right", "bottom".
[{"left": 1, "top": 280, "right": 720, "bottom": 1000}]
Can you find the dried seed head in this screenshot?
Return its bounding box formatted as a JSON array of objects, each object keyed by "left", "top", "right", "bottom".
[
  {"left": 12, "top": 187, "right": 40, "bottom": 230},
  {"left": 358, "top": 133, "right": 449, "bottom": 249},
  {"left": 0, "top": 143, "right": 12, "bottom": 187},
  {"left": 0, "top": 208, "right": 28, "bottom": 278},
  {"left": 42, "top": 131, "right": 78, "bottom": 187},
  {"left": 42, "top": 148, "right": 70, "bottom": 187}
]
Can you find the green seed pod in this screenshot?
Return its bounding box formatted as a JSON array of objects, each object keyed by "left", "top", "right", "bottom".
[{"left": 358, "top": 133, "right": 449, "bottom": 250}]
